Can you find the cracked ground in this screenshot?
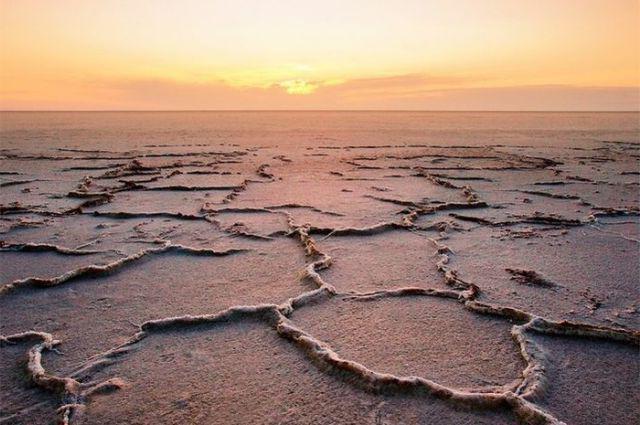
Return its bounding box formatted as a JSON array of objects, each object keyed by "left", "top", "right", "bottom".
[{"left": 1, "top": 114, "right": 639, "bottom": 425}]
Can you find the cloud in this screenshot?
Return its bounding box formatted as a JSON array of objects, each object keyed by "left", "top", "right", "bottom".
[
  {"left": 95, "top": 73, "right": 486, "bottom": 108},
  {"left": 378, "top": 85, "right": 640, "bottom": 111},
  {"left": 322, "top": 73, "right": 477, "bottom": 96},
  {"left": 277, "top": 79, "right": 319, "bottom": 95}
]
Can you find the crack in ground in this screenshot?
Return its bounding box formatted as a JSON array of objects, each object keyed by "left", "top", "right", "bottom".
[{"left": 1, "top": 141, "right": 638, "bottom": 424}]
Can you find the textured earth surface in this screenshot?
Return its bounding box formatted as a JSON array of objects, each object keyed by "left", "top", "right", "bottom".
[{"left": 1, "top": 112, "right": 639, "bottom": 424}]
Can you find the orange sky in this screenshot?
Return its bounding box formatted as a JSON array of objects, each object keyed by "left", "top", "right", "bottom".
[{"left": 1, "top": 0, "right": 638, "bottom": 110}]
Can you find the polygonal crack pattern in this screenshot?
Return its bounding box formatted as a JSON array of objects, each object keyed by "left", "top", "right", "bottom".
[{"left": 1, "top": 139, "right": 638, "bottom": 424}]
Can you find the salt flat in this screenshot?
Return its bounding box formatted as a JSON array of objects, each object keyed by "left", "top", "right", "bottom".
[{"left": 1, "top": 112, "right": 638, "bottom": 425}]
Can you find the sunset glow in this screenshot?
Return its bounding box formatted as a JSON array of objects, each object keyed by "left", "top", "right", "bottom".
[{"left": 1, "top": 0, "right": 638, "bottom": 110}]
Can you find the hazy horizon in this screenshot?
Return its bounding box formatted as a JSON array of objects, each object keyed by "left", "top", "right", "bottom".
[{"left": 1, "top": 1, "right": 638, "bottom": 111}]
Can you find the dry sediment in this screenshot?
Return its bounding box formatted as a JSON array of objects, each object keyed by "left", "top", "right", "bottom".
[{"left": 1, "top": 140, "right": 638, "bottom": 424}]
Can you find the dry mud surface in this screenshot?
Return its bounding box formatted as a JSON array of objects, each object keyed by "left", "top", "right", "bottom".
[{"left": 1, "top": 125, "right": 639, "bottom": 424}]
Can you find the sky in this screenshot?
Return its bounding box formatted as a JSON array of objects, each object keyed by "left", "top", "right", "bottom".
[{"left": 1, "top": 0, "right": 638, "bottom": 110}]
